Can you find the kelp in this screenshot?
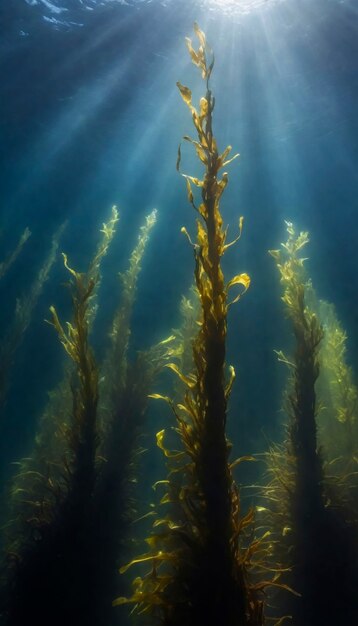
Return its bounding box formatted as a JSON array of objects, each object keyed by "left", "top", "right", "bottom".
[
  {"left": 312, "top": 297, "right": 358, "bottom": 532},
  {"left": 101, "top": 208, "right": 158, "bottom": 422},
  {"left": 0, "top": 224, "right": 65, "bottom": 416},
  {"left": 171, "top": 286, "right": 200, "bottom": 390},
  {"left": 46, "top": 205, "right": 119, "bottom": 489},
  {"left": 269, "top": 222, "right": 324, "bottom": 511},
  {"left": 116, "top": 24, "right": 278, "bottom": 626},
  {"left": 316, "top": 299, "right": 358, "bottom": 459},
  {"left": 0, "top": 225, "right": 30, "bottom": 414},
  {"left": 4, "top": 208, "right": 119, "bottom": 524},
  {"left": 265, "top": 221, "right": 358, "bottom": 626},
  {"left": 0, "top": 209, "right": 119, "bottom": 626},
  {"left": 92, "top": 332, "right": 177, "bottom": 626},
  {"left": 0, "top": 206, "right": 174, "bottom": 626},
  {"left": 90, "top": 209, "right": 177, "bottom": 626},
  {"left": 0, "top": 228, "right": 31, "bottom": 281}
]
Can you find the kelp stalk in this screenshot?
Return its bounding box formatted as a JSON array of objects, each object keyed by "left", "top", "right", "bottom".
[
  {"left": 1, "top": 209, "right": 118, "bottom": 626},
  {"left": 177, "top": 24, "right": 251, "bottom": 625},
  {"left": 269, "top": 222, "right": 358, "bottom": 626},
  {"left": 116, "top": 25, "right": 274, "bottom": 626}
]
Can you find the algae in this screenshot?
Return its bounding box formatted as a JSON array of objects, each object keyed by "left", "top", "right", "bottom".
[
  {"left": 0, "top": 206, "right": 169, "bottom": 626},
  {"left": 0, "top": 224, "right": 64, "bottom": 418},
  {"left": 116, "top": 24, "right": 280, "bottom": 626},
  {"left": 264, "top": 221, "right": 358, "bottom": 626}
]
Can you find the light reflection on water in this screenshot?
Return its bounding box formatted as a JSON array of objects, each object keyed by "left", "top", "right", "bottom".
[{"left": 197, "top": 0, "right": 285, "bottom": 15}]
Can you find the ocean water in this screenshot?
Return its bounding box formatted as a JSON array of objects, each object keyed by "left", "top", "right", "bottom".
[{"left": 0, "top": 1, "right": 357, "bottom": 625}]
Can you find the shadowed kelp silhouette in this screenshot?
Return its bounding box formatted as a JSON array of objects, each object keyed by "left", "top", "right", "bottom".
[
  {"left": 0, "top": 207, "right": 173, "bottom": 626},
  {"left": 263, "top": 222, "right": 358, "bottom": 626},
  {"left": 0, "top": 210, "right": 117, "bottom": 626},
  {"left": 0, "top": 228, "right": 31, "bottom": 282},
  {"left": 91, "top": 209, "right": 177, "bottom": 626},
  {"left": 0, "top": 224, "right": 65, "bottom": 419},
  {"left": 116, "top": 24, "right": 284, "bottom": 626},
  {"left": 0, "top": 227, "right": 31, "bottom": 413}
]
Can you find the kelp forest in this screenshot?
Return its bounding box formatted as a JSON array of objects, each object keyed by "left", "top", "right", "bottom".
[{"left": 0, "top": 23, "right": 357, "bottom": 626}]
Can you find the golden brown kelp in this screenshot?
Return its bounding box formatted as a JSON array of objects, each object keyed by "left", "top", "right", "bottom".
[
  {"left": 101, "top": 208, "right": 158, "bottom": 419},
  {"left": 116, "top": 24, "right": 279, "bottom": 626},
  {"left": 90, "top": 210, "right": 176, "bottom": 626},
  {"left": 93, "top": 334, "right": 177, "bottom": 626},
  {"left": 2, "top": 209, "right": 118, "bottom": 543},
  {"left": 171, "top": 286, "right": 200, "bottom": 389},
  {"left": 269, "top": 223, "right": 324, "bottom": 528},
  {"left": 267, "top": 222, "right": 358, "bottom": 626},
  {"left": 0, "top": 210, "right": 118, "bottom": 626},
  {"left": 1, "top": 206, "right": 171, "bottom": 626}
]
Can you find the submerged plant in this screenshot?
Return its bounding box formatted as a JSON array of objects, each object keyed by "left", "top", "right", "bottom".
[
  {"left": 0, "top": 228, "right": 31, "bottom": 281},
  {"left": 116, "top": 24, "right": 283, "bottom": 626},
  {"left": 316, "top": 299, "right": 358, "bottom": 459},
  {"left": 265, "top": 221, "right": 358, "bottom": 626},
  {"left": 0, "top": 224, "right": 64, "bottom": 418},
  {"left": 91, "top": 208, "right": 177, "bottom": 626},
  {"left": 0, "top": 205, "right": 175, "bottom": 626},
  {"left": 0, "top": 211, "right": 117, "bottom": 626}
]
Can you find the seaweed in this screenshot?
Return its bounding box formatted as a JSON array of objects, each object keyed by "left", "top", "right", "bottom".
[
  {"left": 0, "top": 206, "right": 173, "bottom": 626},
  {"left": 0, "top": 212, "right": 109, "bottom": 626},
  {"left": 0, "top": 228, "right": 31, "bottom": 281},
  {"left": 265, "top": 221, "right": 358, "bottom": 626},
  {"left": 0, "top": 224, "right": 64, "bottom": 418},
  {"left": 91, "top": 209, "right": 176, "bottom": 626},
  {"left": 116, "top": 24, "right": 279, "bottom": 626},
  {"left": 311, "top": 294, "right": 358, "bottom": 539},
  {"left": 316, "top": 298, "right": 358, "bottom": 461}
]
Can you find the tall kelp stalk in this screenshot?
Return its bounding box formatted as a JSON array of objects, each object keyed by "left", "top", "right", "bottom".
[
  {"left": 0, "top": 207, "right": 174, "bottom": 626},
  {"left": 92, "top": 209, "right": 177, "bottom": 626},
  {"left": 116, "top": 24, "right": 281, "bottom": 626},
  {"left": 266, "top": 222, "right": 358, "bottom": 626},
  {"left": 0, "top": 209, "right": 119, "bottom": 626}
]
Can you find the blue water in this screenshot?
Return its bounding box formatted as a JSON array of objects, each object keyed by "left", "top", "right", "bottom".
[{"left": 0, "top": 0, "right": 357, "bottom": 622}]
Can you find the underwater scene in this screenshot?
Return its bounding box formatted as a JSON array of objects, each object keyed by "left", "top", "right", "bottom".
[{"left": 1, "top": 1, "right": 358, "bottom": 625}]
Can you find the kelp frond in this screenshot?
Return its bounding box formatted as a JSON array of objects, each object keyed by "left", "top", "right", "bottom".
[
  {"left": 48, "top": 265, "right": 100, "bottom": 500},
  {"left": 101, "top": 209, "right": 157, "bottom": 414},
  {"left": 314, "top": 299, "right": 358, "bottom": 524},
  {"left": 79, "top": 205, "right": 119, "bottom": 327},
  {"left": 117, "top": 24, "right": 276, "bottom": 626},
  {"left": 266, "top": 221, "right": 358, "bottom": 626},
  {"left": 0, "top": 223, "right": 65, "bottom": 415},
  {"left": 90, "top": 205, "right": 119, "bottom": 277},
  {"left": 32, "top": 207, "right": 119, "bottom": 512},
  {"left": 0, "top": 210, "right": 120, "bottom": 626},
  {"left": 0, "top": 227, "right": 31, "bottom": 280},
  {"left": 269, "top": 222, "right": 323, "bottom": 471},
  {"left": 316, "top": 299, "right": 358, "bottom": 453},
  {"left": 171, "top": 286, "right": 200, "bottom": 393},
  {"left": 268, "top": 220, "right": 324, "bottom": 530}
]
